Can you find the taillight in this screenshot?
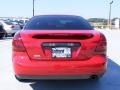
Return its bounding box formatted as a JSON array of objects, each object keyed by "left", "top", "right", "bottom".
[
  {"left": 95, "top": 33, "right": 107, "bottom": 53},
  {"left": 12, "top": 32, "right": 26, "bottom": 52}
]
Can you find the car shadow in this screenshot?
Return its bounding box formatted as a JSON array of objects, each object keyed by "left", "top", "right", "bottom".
[{"left": 27, "top": 58, "right": 120, "bottom": 90}]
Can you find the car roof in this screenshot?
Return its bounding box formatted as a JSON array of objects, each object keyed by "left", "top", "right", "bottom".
[{"left": 32, "top": 15, "right": 84, "bottom": 19}]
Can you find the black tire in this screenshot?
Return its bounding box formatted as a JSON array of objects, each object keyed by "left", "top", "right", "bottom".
[
  {"left": 15, "top": 75, "right": 26, "bottom": 82},
  {"left": 0, "top": 36, "right": 3, "bottom": 39},
  {"left": 15, "top": 75, "right": 34, "bottom": 82},
  {"left": 5, "top": 33, "right": 8, "bottom": 37},
  {"left": 0, "top": 34, "right": 5, "bottom": 39},
  {"left": 12, "top": 33, "right": 15, "bottom": 37},
  {"left": 90, "top": 75, "right": 101, "bottom": 80}
]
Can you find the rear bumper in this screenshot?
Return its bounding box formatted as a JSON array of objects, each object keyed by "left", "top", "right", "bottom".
[
  {"left": 13, "top": 53, "right": 107, "bottom": 79},
  {"left": 15, "top": 74, "right": 104, "bottom": 80}
]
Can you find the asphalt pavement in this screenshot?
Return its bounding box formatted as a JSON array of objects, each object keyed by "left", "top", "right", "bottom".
[{"left": 0, "top": 30, "right": 120, "bottom": 90}]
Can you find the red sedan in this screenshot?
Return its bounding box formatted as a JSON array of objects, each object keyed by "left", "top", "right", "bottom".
[{"left": 12, "top": 15, "right": 107, "bottom": 81}]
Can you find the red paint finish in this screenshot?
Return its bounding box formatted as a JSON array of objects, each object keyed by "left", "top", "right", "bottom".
[
  {"left": 13, "top": 53, "right": 106, "bottom": 75},
  {"left": 12, "top": 30, "right": 107, "bottom": 78}
]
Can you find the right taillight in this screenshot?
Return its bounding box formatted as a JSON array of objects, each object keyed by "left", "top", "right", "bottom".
[
  {"left": 95, "top": 33, "right": 107, "bottom": 53},
  {"left": 12, "top": 32, "right": 26, "bottom": 52}
]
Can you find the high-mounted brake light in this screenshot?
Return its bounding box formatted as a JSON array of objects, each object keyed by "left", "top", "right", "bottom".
[{"left": 12, "top": 32, "right": 26, "bottom": 52}]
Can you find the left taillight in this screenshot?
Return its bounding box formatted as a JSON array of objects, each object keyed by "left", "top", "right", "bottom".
[
  {"left": 95, "top": 33, "right": 107, "bottom": 53},
  {"left": 12, "top": 32, "right": 26, "bottom": 52}
]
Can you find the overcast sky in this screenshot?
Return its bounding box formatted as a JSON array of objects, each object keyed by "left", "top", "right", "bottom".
[{"left": 0, "top": 0, "right": 119, "bottom": 18}]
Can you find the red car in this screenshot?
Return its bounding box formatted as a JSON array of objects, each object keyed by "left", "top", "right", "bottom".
[{"left": 12, "top": 15, "right": 107, "bottom": 81}]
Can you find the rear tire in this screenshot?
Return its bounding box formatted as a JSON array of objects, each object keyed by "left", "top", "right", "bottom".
[
  {"left": 12, "top": 33, "right": 15, "bottom": 37},
  {"left": 0, "top": 36, "right": 3, "bottom": 39},
  {"left": 0, "top": 34, "right": 5, "bottom": 39},
  {"left": 15, "top": 75, "right": 26, "bottom": 82},
  {"left": 90, "top": 75, "right": 101, "bottom": 80}
]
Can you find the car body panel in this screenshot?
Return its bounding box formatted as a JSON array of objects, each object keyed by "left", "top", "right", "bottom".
[
  {"left": 12, "top": 15, "right": 107, "bottom": 80},
  {"left": 13, "top": 51, "right": 106, "bottom": 75},
  {"left": 20, "top": 30, "right": 101, "bottom": 60}
]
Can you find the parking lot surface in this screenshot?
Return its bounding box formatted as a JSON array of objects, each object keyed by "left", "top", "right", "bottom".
[{"left": 0, "top": 30, "right": 120, "bottom": 90}]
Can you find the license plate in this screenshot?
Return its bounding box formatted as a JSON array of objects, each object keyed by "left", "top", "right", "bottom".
[{"left": 52, "top": 47, "right": 71, "bottom": 58}]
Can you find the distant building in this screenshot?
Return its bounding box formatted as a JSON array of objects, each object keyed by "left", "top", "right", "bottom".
[
  {"left": 89, "top": 22, "right": 107, "bottom": 29},
  {"left": 114, "top": 18, "right": 120, "bottom": 29}
]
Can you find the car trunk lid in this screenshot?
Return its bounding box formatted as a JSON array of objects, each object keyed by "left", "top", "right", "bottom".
[{"left": 20, "top": 30, "right": 100, "bottom": 60}]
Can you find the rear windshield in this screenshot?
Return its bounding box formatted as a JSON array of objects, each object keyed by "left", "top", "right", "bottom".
[{"left": 24, "top": 15, "right": 93, "bottom": 30}]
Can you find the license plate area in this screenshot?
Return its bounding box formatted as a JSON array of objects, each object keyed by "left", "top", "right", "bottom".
[{"left": 52, "top": 47, "right": 71, "bottom": 58}]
